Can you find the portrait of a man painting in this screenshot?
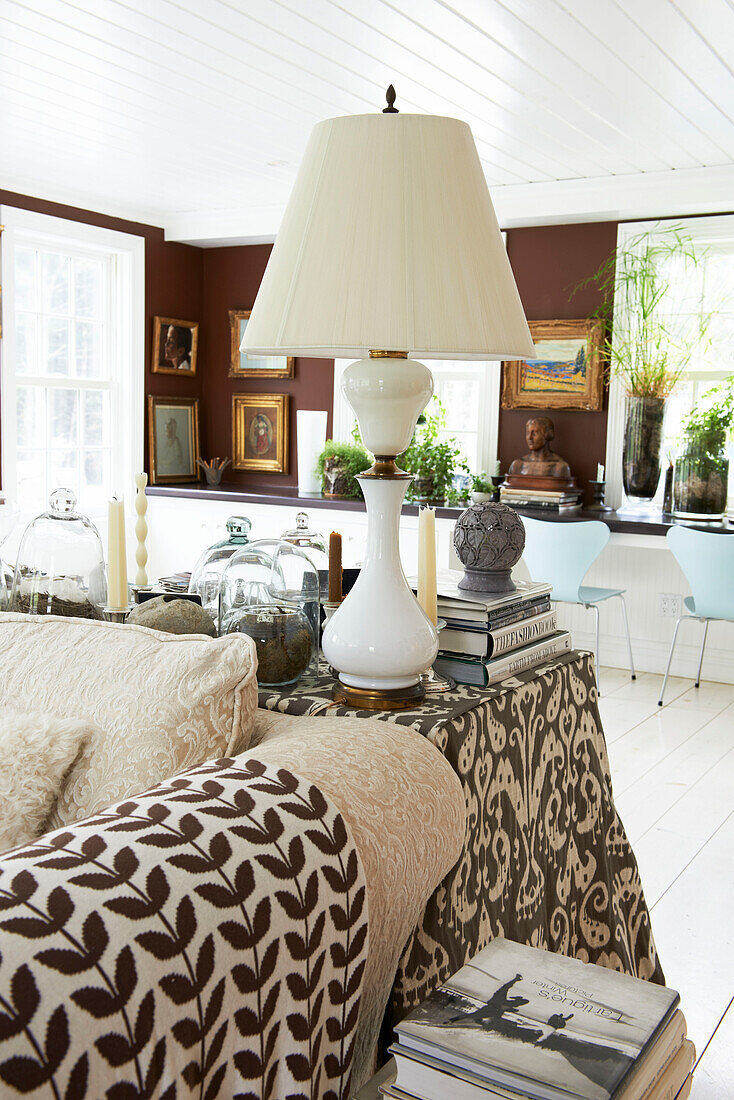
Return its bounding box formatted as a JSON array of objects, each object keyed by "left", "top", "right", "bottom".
[
  {"left": 151, "top": 317, "right": 199, "bottom": 376},
  {"left": 502, "top": 319, "right": 603, "bottom": 411}
]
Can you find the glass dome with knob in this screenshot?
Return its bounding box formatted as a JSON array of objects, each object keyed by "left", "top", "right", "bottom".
[
  {"left": 188, "top": 516, "right": 252, "bottom": 623},
  {"left": 219, "top": 539, "right": 319, "bottom": 687},
  {"left": 9, "top": 488, "right": 107, "bottom": 619}
]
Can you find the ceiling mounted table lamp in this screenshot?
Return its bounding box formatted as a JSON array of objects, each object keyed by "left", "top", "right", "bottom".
[{"left": 242, "top": 87, "right": 534, "bottom": 709}]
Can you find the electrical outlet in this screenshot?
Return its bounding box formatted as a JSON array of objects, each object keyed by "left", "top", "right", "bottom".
[{"left": 658, "top": 593, "right": 683, "bottom": 618}]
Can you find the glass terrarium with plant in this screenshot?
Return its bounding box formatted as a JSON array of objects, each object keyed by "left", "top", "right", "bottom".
[
  {"left": 672, "top": 376, "right": 733, "bottom": 520},
  {"left": 399, "top": 400, "right": 468, "bottom": 505}
]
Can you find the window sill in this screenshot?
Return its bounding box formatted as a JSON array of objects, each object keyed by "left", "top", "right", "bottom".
[{"left": 145, "top": 483, "right": 734, "bottom": 535}]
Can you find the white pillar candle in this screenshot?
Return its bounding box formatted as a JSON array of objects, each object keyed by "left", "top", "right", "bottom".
[
  {"left": 417, "top": 506, "right": 438, "bottom": 626},
  {"left": 134, "top": 473, "right": 148, "bottom": 586},
  {"left": 597, "top": 463, "right": 605, "bottom": 481},
  {"left": 107, "top": 496, "right": 129, "bottom": 610},
  {"left": 297, "top": 410, "right": 328, "bottom": 494}
]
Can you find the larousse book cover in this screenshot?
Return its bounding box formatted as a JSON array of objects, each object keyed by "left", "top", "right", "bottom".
[{"left": 396, "top": 940, "right": 679, "bottom": 1100}]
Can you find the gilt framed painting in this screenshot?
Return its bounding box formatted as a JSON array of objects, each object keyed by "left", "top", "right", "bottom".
[
  {"left": 148, "top": 396, "right": 200, "bottom": 485},
  {"left": 229, "top": 310, "right": 294, "bottom": 379},
  {"left": 501, "top": 319, "right": 603, "bottom": 411},
  {"left": 151, "top": 317, "right": 199, "bottom": 376},
  {"left": 232, "top": 393, "right": 289, "bottom": 474}
]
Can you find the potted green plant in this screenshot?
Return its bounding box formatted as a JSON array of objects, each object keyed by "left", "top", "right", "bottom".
[
  {"left": 672, "top": 376, "right": 733, "bottom": 520},
  {"left": 316, "top": 435, "right": 372, "bottom": 500},
  {"left": 469, "top": 473, "right": 494, "bottom": 504},
  {"left": 579, "top": 227, "right": 710, "bottom": 506},
  {"left": 400, "top": 401, "right": 468, "bottom": 505}
]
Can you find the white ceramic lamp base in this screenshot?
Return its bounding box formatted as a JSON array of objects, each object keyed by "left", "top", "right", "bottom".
[{"left": 321, "top": 354, "right": 438, "bottom": 707}]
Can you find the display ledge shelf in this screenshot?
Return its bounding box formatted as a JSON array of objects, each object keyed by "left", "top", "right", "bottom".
[{"left": 145, "top": 483, "right": 734, "bottom": 535}]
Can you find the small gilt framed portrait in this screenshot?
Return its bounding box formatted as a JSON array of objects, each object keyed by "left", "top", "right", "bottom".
[
  {"left": 152, "top": 317, "right": 199, "bottom": 376},
  {"left": 229, "top": 310, "right": 294, "bottom": 379},
  {"left": 501, "top": 318, "right": 604, "bottom": 411},
  {"left": 232, "top": 394, "right": 289, "bottom": 474},
  {"left": 148, "top": 396, "right": 200, "bottom": 485}
]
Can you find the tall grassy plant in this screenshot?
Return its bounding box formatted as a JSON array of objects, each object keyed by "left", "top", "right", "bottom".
[{"left": 577, "top": 227, "right": 711, "bottom": 399}]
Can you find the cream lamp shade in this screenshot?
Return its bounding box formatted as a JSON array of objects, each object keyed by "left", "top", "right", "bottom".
[{"left": 242, "top": 111, "right": 535, "bottom": 361}]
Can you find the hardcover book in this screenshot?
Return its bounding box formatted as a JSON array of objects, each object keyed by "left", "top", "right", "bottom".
[
  {"left": 426, "top": 571, "right": 552, "bottom": 613},
  {"left": 436, "top": 632, "right": 572, "bottom": 687},
  {"left": 442, "top": 596, "right": 552, "bottom": 629},
  {"left": 395, "top": 939, "right": 679, "bottom": 1100},
  {"left": 441, "top": 610, "right": 559, "bottom": 659}
]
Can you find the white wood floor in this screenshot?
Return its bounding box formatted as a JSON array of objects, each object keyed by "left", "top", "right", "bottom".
[{"left": 598, "top": 667, "right": 734, "bottom": 1099}]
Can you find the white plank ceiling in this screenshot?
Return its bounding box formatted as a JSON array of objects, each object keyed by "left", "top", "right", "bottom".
[{"left": 1, "top": 0, "right": 734, "bottom": 244}]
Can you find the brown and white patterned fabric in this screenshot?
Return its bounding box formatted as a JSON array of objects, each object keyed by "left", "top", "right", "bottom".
[
  {"left": 258, "top": 650, "right": 665, "bottom": 1038},
  {"left": 247, "top": 713, "right": 466, "bottom": 1089},
  {"left": 0, "top": 755, "right": 368, "bottom": 1100}
]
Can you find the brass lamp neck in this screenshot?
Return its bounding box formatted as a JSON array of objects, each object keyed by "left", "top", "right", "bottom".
[{"left": 369, "top": 350, "right": 408, "bottom": 359}]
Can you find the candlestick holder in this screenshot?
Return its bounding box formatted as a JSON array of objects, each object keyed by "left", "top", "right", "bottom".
[
  {"left": 102, "top": 605, "right": 134, "bottom": 623},
  {"left": 420, "top": 619, "right": 456, "bottom": 694},
  {"left": 490, "top": 474, "right": 504, "bottom": 502},
  {"left": 587, "top": 480, "right": 612, "bottom": 512},
  {"left": 134, "top": 473, "right": 148, "bottom": 586}
]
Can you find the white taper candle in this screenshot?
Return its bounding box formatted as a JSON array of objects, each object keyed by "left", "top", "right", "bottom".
[
  {"left": 417, "top": 506, "right": 438, "bottom": 627},
  {"left": 135, "top": 473, "right": 148, "bottom": 586},
  {"left": 107, "top": 496, "right": 128, "bottom": 610}
]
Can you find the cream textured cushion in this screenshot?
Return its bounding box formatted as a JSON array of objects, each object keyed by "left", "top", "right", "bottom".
[
  {"left": 0, "top": 710, "right": 93, "bottom": 852},
  {"left": 0, "top": 612, "right": 258, "bottom": 826}
]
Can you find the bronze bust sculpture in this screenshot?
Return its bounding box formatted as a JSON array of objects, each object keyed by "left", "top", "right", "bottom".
[{"left": 505, "top": 416, "right": 577, "bottom": 491}]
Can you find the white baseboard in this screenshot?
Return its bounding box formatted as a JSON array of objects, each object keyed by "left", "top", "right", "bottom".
[{"left": 572, "top": 627, "right": 734, "bottom": 685}]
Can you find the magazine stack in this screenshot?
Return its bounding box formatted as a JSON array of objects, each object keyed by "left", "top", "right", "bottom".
[
  {"left": 379, "top": 939, "right": 694, "bottom": 1100},
  {"left": 430, "top": 570, "right": 571, "bottom": 688},
  {"left": 499, "top": 486, "right": 582, "bottom": 515}
]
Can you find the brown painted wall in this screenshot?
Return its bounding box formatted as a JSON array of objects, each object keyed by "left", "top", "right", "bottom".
[
  {"left": 1, "top": 189, "right": 611, "bottom": 500},
  {"left": 0, "top": 189, "right": 203, "bottom": 486},
  {"left": 501, "top": 222, "right": 618, "bottom": 503},
  {"left": 200, "top": 244, "right": 334, "bottom": 489}
]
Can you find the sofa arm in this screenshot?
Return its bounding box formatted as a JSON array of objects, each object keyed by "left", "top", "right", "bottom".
[
  {"left": 0, "top": 755, "right": 369, "bottom": 1100},
  {"left": 249, "top": 710, "right": 467, "bottom": 1089}
]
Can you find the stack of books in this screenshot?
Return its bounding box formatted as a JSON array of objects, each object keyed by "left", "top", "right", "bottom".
[
  {"left": 500, "top": 487, "right": 582, "bottom": 515},
  {"left": 156, "top": 572, "right": 192, "bottom": 594},
  {"left": 431, "top": 571, "right": 571, "bottom": 687},
  {"left": 380, "top": 939, "right": 694, "bottom": 1100}
]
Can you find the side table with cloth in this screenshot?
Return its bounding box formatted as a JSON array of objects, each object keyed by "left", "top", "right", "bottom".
[{"left": 257, "top": 649, "right": 665, "bottom": 1039}]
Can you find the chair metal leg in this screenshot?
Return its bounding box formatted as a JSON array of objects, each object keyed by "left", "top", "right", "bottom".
[
  {"left": 695, "top": 619, "right": 709, "bottom": 688},
  {"left": 618, "top": 593, "right": 636, "bottom": 680},
  {"left": 589, "top": 603, "right": 601, "bottom": 693},
  {"left": 658, "top": 614, "right": 695, "bottom": 706}
]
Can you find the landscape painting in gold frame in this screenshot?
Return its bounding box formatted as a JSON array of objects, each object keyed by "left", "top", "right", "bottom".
[
  {"left": 232, "top": 393, "right": 289, "bottom": 474},
  {"left": 148, "top": 396, "right": 200, "bottom": 485},
  {"left": 502, "top": 319, "right": 603, "bottom": 411},
  {"left": 229, "top": 310, "right": 294, "bottom": 378}
]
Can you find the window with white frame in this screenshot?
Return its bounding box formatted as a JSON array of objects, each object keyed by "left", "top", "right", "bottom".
[
  {"left": 605, "top": 215, "right": 734, "bottom": 511},
  {"left": 1, "top": 208, "right": 144, "bottom": 518},
  {"left": 332, "top": 358, "right": 501, "bottom": 476}
]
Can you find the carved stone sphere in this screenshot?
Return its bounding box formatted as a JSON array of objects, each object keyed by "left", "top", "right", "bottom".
[{"left": 453, "top": 502, "right": 526, "bottom": 593}]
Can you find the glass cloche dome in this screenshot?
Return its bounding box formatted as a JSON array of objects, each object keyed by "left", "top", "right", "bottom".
[
  {"left": 219, "top": 539, "right": 319, "bottom": 687},
  {"left": 188, "top": 515, "right": 252, "bottom": 622},
  {"left": 9, "top": 488, "right": 107, "bottom": 618},
  {"left": 280, "top": 511, "right": 329, "bottom": 598}
]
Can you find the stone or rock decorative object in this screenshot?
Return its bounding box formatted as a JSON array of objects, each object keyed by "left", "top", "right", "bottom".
[
  {"left": 127, "top": 594, "right": 217, "bottom": 637},
  {"left": 453, "top": 502, "right": 525, "bottom": 593}
]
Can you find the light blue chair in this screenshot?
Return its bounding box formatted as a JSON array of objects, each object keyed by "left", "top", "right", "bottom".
[
  {"left": 521, "top": 517, "right": 635, "bottom": 689},
  {"left": 658, "top": 525, "right": 734, "bottom": 705}
]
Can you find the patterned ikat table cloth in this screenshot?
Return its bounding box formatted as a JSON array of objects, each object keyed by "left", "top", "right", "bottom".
[{"left": 259, "top": 650, "right": 665, "bottom": 1031}]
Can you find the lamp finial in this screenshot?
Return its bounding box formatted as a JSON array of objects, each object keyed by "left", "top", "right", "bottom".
[{"left": 383, "top": 85, "right": 398, "bottom": 113}]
